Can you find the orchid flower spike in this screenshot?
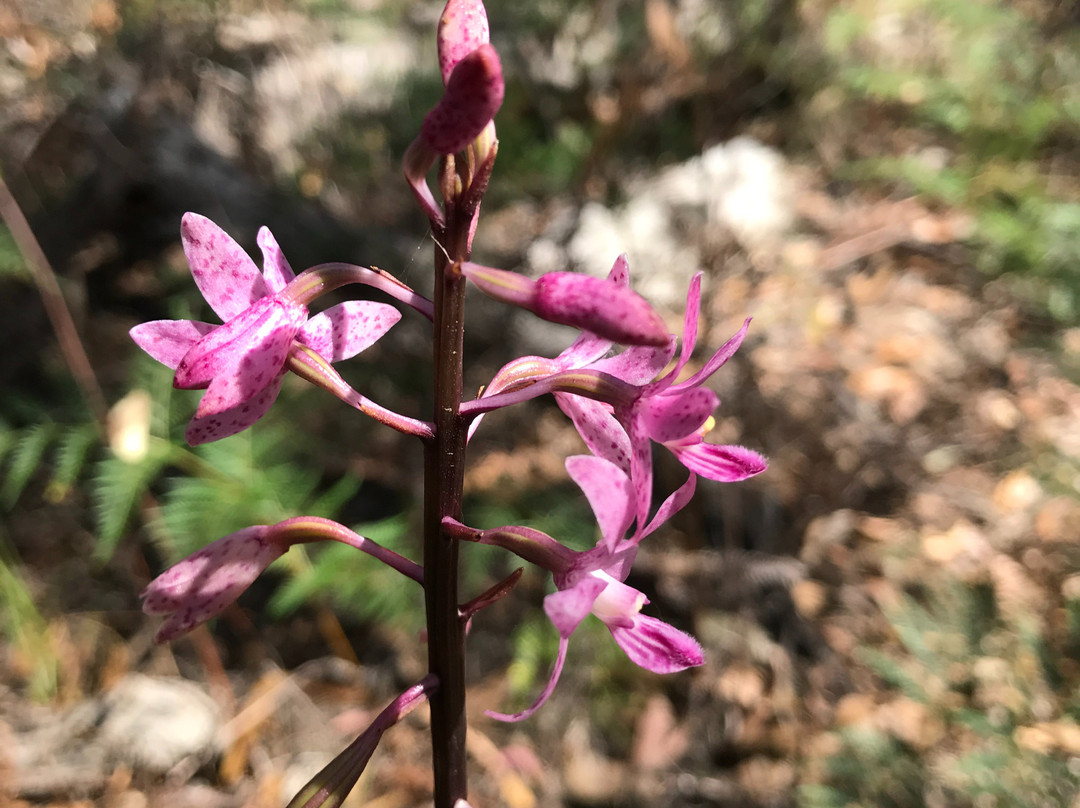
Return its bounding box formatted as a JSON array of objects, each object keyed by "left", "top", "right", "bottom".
[
  {"left": 142, "top": 516, "right": 422, "bottom": 643},
  {"left": 130, "top": 214, "right": 401, "bottom": 444},
  {"left": 485, "top": 455, "right": 702, "bottom": 722},
  {"left": 459, "top": 261, "right": 669, "bottom": 347}
]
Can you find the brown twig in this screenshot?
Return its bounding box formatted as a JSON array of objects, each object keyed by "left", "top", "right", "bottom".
[{"left": 0, "top": 172, "right": 108, "bottom": 425}]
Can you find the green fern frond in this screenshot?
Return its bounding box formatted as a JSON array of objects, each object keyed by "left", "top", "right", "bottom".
[
  {"left": 91, "top": 443, "right": 172, "bottom": 561},
  {"left": 2, "top": 424, "right": 57, "bottom": 506},
  {"left": 49, "top": 423, "right": 100, "bottom": 502}
]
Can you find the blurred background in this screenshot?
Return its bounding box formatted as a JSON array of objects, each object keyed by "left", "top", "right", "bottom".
[{"left": 2, "top": 0, "right": 1080, "bottom": 806}]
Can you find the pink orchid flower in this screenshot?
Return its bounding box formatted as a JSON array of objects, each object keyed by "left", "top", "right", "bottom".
[
  {"left": 142, "top": 517, "right": 423, "bottom": 644},
  {"left": 130, "top": 213, "right": 400, "bottom": 444},
  {"left": 141, "top": 525, "right": 286, "bottom": 643},
  {"left": 486, "top": 454, "right": 702, "bottom": 722},
  {"left": 561, "top": 273, "right": 767, "bottom": 524}
]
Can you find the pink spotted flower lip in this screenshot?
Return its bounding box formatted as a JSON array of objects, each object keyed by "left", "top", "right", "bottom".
[{"left": 130, "top": 213, "right": 401, "bottom": 445}]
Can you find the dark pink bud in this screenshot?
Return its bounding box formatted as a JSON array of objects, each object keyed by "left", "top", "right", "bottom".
[
  {"left": 421, "top": 43, "right": 504, "bottom": 155},
  {"left": 460, "top": 263, "right": 670, "bottom": 347},
  {"left": 534, "top": 272, "right": 670, "bottom": 347},
  {"left": 437, "top": 0, "right": 490, "bottom": 85}
]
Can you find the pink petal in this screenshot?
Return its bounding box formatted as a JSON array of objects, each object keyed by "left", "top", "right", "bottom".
[
  {"left": 676, "top": 273, "right": 702, "bottom": 373},
  {"left": 592, "top": 339, "right": 676, "bottom": 386},
  {"left": 437, "top": 0, "right": 490, "bottom": 85},
  {"left": 175, "top": 296, "right": 302, "bottom": 390},
  {"left": 675, "top": 317, "right": 751, "bottom": 391},
  {"left": 670, "top": 442, "right": 768, "bottom": 482},
  {"left": 533, "top": 272, "right": 669, "bottom": 348},
  {"left": 639, "top": 472, "right": 696, "bottom": 540},
  {"left": 627, "top": 414, "right": 654, "bottom": 533},
  {"left": 608, "top": 614, "right": 704, "bottom": 674},
  {"left": 485, "top": 637, "right": 568, "bottom": 723},
  {"left": 544, "top": 577, "right": 606, "bottom": 637},
  {"left": 555, "top": 393, "right": 632, "bottom": 474},
  {"left": 140, "top": 526, "right": 284, "bottom": 642},
  {"left": 185, "top": 370, "right": 286, "bottom": 445},
  {"left": 194, "top": 302, "right": 301, "bottom": 416},
  {"left": 130, "top": 320, "right": 216, "bottom": 369},
  {"left": 422, "top": 44, "right": 504, "bottom": 154},
  {"left": 298, "top": 301, "right": 401, "bottom": 362},
  {"left": 606, "top": 254, "right": 630, "bottom": 286},
  {"left": 549, "top": 254, "right": 633, "bottom": 368},
  {"left": 640, "top": 387, "right": 718, "bottom": 443},
  {"left": 181, "top": 213, "right": 268, "bottom": 320},
  {"left": 257, "top": 226, "right": 295, "bottom": 293},
  {"left": 565, "top": 455, "right": 634, "bottom": 549}
]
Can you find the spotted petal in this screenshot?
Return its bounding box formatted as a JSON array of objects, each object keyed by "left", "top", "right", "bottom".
[
  {"left": 640, "top": 387, "right": 718, "bottom": 443},
  {"left": 141, "top": 525, "right": 285, "bottom": 642},
  {"left": 130, "top": 320, "right": 216, "bottom": 369},
  {"left": 181, "top": 213, "right": 268, "bottom": 320},
  {"left": 298, "top": 301, "right": 401, "bottom": 362},
  {"left": 544, "top": 576, "right": 606, "bottom": 638},
  {"left": 185, "top": 370, "right": 286, "bottom": 445},
  {"left": 566, "top": 455, "right": 634, "bottom": 549},
  {"left": 257, "top": 226, "right": 296, "bottom": 293}
]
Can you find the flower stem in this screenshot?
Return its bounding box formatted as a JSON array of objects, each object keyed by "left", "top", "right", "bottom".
[{"left": 424, "top": 176, "right": 472, "bottom": 807}]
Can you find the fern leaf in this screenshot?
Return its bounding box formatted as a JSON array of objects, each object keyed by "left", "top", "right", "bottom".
[
  {"left": 91, "top": 443, "right": 171, "bottom": 561},
  {"left": 49, "top": 423, "right": 100, "bottom": 501},
  {"left": 2, "top": 424, "right": 56, "bottom": 506}
]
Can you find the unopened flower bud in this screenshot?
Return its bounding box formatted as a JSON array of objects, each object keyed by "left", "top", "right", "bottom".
[
  {"left": 422, "top": 44, "right": 504, "bottom": 155},
  {"left": 438, "top": 0, "right": 490, "bottom": 85},
  {"left": 459, "top": 263, "right": 669, "bottom": 347}
]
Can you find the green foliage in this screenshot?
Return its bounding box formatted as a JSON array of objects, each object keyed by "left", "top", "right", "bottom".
[
  {"left": 803, "top": 579, "right": 1076, "bottom": 808},
  {"left": 91, "top": 441, "right": 173, "bottom": 561},
  {"left": 0, "top": 225, "right": 30, "bottom": 282},
  {"left": 819, "top": 0, "right": 1080, "bottom": 321},
  {"left": 0, "top": 538, "right": 58, "bottom": 701}
]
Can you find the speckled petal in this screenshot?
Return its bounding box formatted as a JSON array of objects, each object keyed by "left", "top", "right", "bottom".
[
  {"left": 175, "top": 296, "right": 301, "bottom": 390},
  {"left": 533, "top": 272, "right": 668, "bottom": 348},
  {"left": 257, "top": 226, "right": 295, "bottom": 293},
  {"left": 566, "top": 455, "right": 634, "bottom": 549},
  {"left": 552, "top": 254, "right": 632, "bottom": 368},
  {"left": 627, "top": 414, "right": 654, "bottom": 533},
  {"left": 670, "top": 442, "right": 768, "bottom": 482},
  {"left": 591, "top": 338, "right": 675, "bottom": 386},
  {"left": 422, "top": 44, "right": 504, "bottom": 154},
  {"left": 181, "top": 213, "right": 268, "bottom": 320},
  {"left": 185, "top": 370, "right": 286, "bottom": 445},
  {"left": 608, "top": 614, "right": 704, "bottom": 674},
  {"left": 640, "top": 387, "right": 718, "bottom": 443},
  {"left": 130, "top": 320, "right": 216, "bottom": 369},
  {"left": 437, "top": 0, "right": 490, "bottom": 84},
  {"left": 639, "top": 472, "right": 696, "bottom": 540},
  {"left": 298, "top": 301, "right": 401, "bottom": 362},
  {"left": 555, "top": 393, "right": 632, "bottom": 474},
  {"left": 140, "top": 526, "right": 284, "bottom": 642}
]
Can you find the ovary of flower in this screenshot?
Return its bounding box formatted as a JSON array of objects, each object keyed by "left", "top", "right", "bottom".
[{"left": 130, "top": 213, "right": 400, "bottom": 445}]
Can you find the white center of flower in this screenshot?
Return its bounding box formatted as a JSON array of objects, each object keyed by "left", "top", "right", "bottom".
[{"left": 589, "top": 570, "right": 647, "bottom": 622}]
